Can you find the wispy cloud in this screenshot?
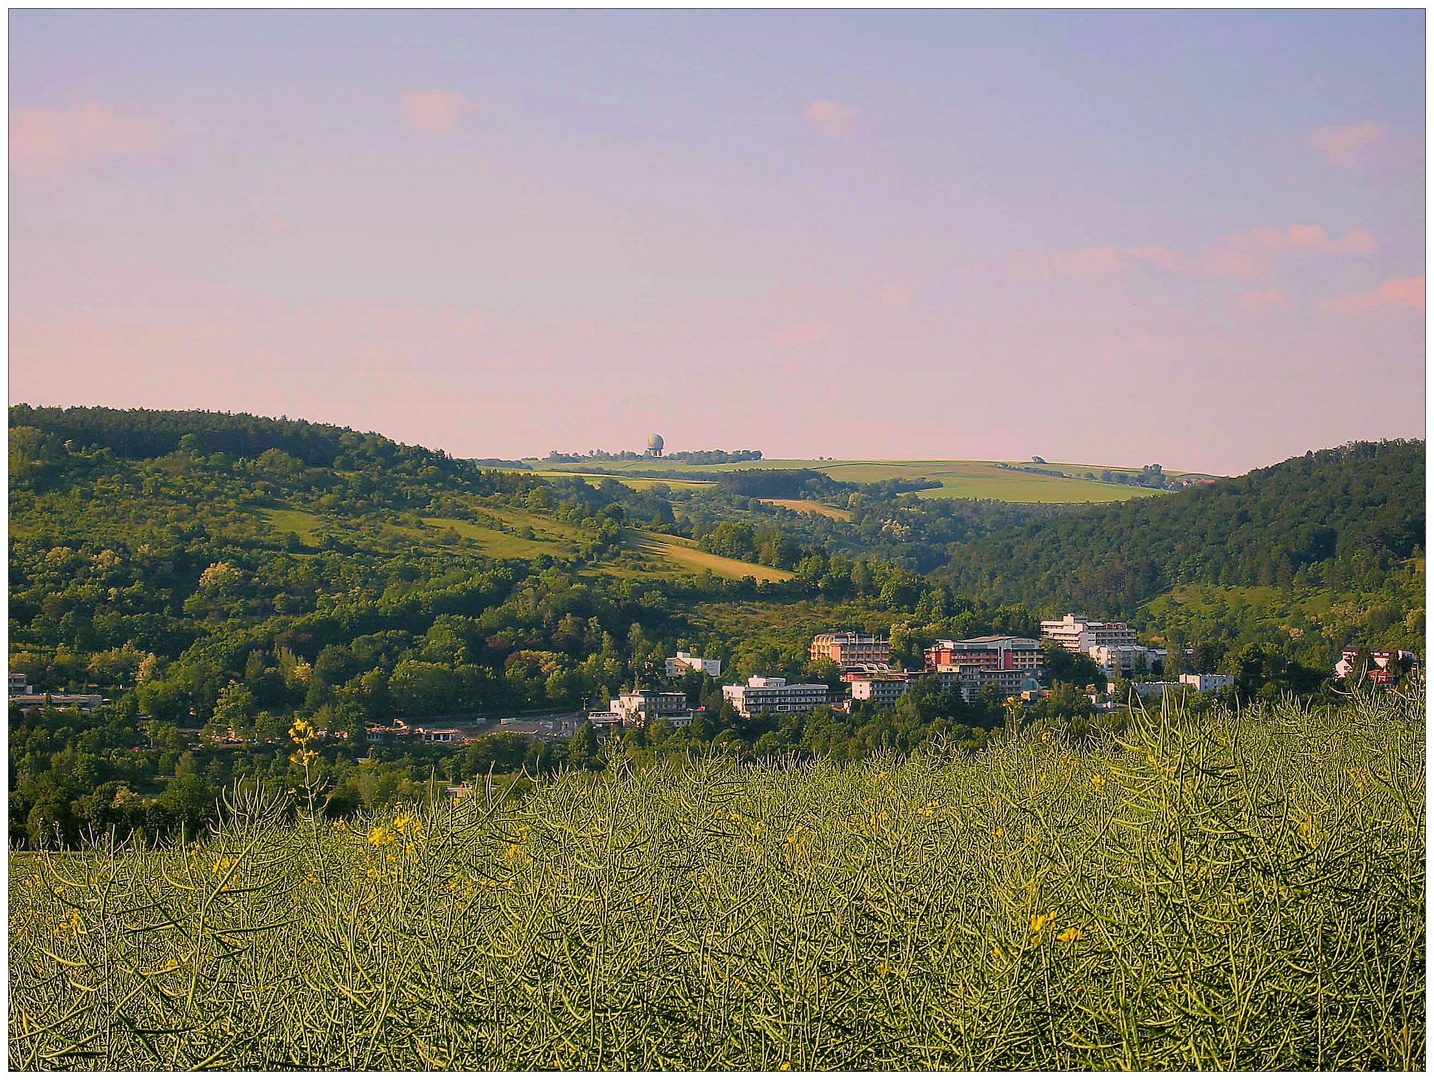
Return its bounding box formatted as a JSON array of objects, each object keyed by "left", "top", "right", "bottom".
[
  {"left": 402, "top": 90, "right": 477, "bottom": 134},
  {"left": 1322, "top": 275, "right": 1424, "bottom": 315},
  {"left": 1308, "top": 121, "right": 1386, "bottom": 166},
  {"left": 10, "top": 102, "right": 158, "bottom": 174},
  {"left": 1009, "top": 225, "right": 1377, "bottom": 282},
  {"left": 805, "top": 99, "right": 859, "bottom": 136},
  {"left": 1233, "top": 288, "right": 1292, "bottom": 315}
]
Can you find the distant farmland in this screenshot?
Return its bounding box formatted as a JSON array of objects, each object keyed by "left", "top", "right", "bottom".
[{"left": 527, "top": 458, "right": 1212, "bottom": 504}]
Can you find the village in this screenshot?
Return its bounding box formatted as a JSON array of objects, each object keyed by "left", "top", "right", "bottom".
[{"left": 80, "top": 615, "right": 1398, "bottom": 752}]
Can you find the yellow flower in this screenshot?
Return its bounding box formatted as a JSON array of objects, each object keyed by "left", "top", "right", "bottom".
[
  {"left": 1090, "top": 775, "right": 1106, "bottom": 789},
  {"left": 991, "top": 946, "right": 1002, "bottom": 960},
  {"left": 1030, "top": 910, "right": 1057, "bottom": 935},
  {"left": 1057, "top": 927, "right": 1084, "bottom": 943},
  {"left": 779, "top": 1064, "right": 791, "bottom": 1072},
  {"left": 368, "top": 825, "right": 398, "bottom": 847},
  {"left": 994, "top": 827, "right": 1005, "bottom": 838}
]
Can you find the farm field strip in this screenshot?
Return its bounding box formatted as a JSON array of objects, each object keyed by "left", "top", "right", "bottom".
[
  {"left": 757, "top": 498, "right": 852, "bottom": 520},
  {"left": 628, "top": 530, "right": 794, "bottom": 582},
  {"left": 527, "top": 458, "right": 1173, "bottom": 504},
  {"left": 8, "top": 694, "right": 1422, "bottom": 1070}
]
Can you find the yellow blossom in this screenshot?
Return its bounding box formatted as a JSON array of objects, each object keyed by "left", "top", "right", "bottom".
[
  {"left": 1030, "top": 910, "right": 1057, "bottom": 935},
  {"left": 1057, "top": 927, "right": 1084, "bottom": 943}
]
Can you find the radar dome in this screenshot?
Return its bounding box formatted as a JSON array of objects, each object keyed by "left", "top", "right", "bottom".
[{"left": 646, "top": 433, "right": 664, "bottom": 452}]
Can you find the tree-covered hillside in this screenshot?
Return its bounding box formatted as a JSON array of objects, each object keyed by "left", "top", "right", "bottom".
[{"left": 936, "top": 441, "right": 1424, "bottom": 617}]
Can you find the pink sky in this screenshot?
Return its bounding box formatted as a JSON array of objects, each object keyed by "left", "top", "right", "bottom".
[{"left": 9, "top": 11, "right": 1425, "bottom": 474}]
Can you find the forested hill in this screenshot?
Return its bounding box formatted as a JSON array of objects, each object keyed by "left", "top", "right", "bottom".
[
  {"left": 935, "top": 440, "right": 1425, "bottom": 617},
  {"left": 9, "top": 404, "right": 429, "bottom": 468}
]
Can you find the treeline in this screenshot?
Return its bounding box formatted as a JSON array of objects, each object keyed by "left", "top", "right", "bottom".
[{"left": 543, "top": 449, "right": 763, "bottom": 465}]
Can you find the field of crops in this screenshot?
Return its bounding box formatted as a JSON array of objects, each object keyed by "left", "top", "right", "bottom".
[
  {"left": 8, "top": 693, "right": 1424, "bottom": 1070},
  {"left": 530, "top": 457, "right": 1183, "bottom": 503}
]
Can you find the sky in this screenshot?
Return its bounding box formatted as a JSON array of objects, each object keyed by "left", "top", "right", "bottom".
[{"left": 8, "top": 9, "right": 1426, "bottom": 474}]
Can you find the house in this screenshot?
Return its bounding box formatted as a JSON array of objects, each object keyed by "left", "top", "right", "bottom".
[
  {"left": 810, "top": 632, "right": 891, "bottom": 669},
  {"left": 723, "top": 676, "right": 831, "bottom": 718},
  {"left": 1041, "top": 614, "right": 1138, "bottom": 653},
  {"left": 417, "top": 727, "right": 467, "bottom": 745},
  {"left": 666, "top": 651, "right": 722, "bottom": 678},
  {"left": 1334, "top": 647, "right": 1417, "bottom": 684},
  {"left": 9, "top": 673, "right": 33, "bottom": 697}
]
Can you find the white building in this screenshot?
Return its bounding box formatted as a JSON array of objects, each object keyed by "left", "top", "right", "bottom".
[
  {"left": 666, "top": 651, "right": 722, "bottom": 678},
  {"left": 1179, "top": 673, "right": 1235, "bottom": 694},
  {"left": 609, "top": 689, "right": 691, "bottom": 725},
  {"left": 1088, "top": 644, "right": 1167, "bottom": 679},
  {"left": 849, "top": 677, "right": 910, "bottom": 708},
  {"left": 1041, "top": 614, "right": 1138, "bottom": 653},
  {"left": 722, "top": 676, "right": 831, "bottom": 718},
  {"left": 9, "top": 673, "right": 33, "bottom": 696}
]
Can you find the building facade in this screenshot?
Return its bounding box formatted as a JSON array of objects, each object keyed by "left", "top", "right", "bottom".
[
  {"left": 1088, "top": 643, "right": 1167, "bottom": 679},
  {"left": 666, "top": 651, "right": 722, "bottom": 678},
  {"left": 610, "top": 689, "right": 692, "bottom": 725},
  {"left": 924, "top": 635, "right": 1042, "bottom": 673},
  {"left": 1179, "top": 672, "right": 1235, "bottom": 694},
  {"left": 810, "top": 632, "right": 891, "bottom": 669},
  {"left": 848, "top": 677, "right": 910, "bottom": 708},
  {"left": 1040, "top": 614, "right": 1138, "bottom": 653},
  {"left": 723, "top": 676, "right": 831, "bottom": 718}
]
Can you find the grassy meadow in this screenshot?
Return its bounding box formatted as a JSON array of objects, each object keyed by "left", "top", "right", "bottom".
[{"left": 8, "top": 692, "right": 1423, "bottom": 1070}]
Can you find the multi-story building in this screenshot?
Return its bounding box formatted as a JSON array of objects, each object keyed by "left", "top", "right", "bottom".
[
  {"left": 1041, "top": 614, "right": 1137, "bottom": 653},
  {"left": 666, "top": 651, "right": 722, "bottom": 678},
  {"left": 610, "top": 689, "right": 692, "bottom": 725},
  {"left": 9, "top": 673, "right": 33, "bottom": 696},
  {"left": 1088, "top": 644, "right": 1167, "bottom": 679},
  {"left": 924, "top": 635, "right": 1043, "bottom": 703},
  {"left": 925, "top": 635, "right": 1042, "bottom": 673},
  {"left": 1179, "top": 673, "right": 1235, "bottom": 694},
  {"left": 723, "top": 676, "right": 831, "bottom": 718},
  {"left": 848, "top": 677, "right": 910, "bottom": 708},
  {"left": 810, "top": 632, "right": 891, "bottom": 669}
]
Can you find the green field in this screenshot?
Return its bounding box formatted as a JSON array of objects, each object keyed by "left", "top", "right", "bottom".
[
  {"left": 259, "top": 508, "right": 325, "bottom": 545},
  {"left": 627, "top": 530, "right": 794, "bottom": 582},
  {"left": 529, "top": 470, "right": 715, "bottom": 491},
  {"left": 528, "top": 458, "right": 1190, "bottom": 504},
  {"left": 9, "top": 694, "right": 1422, "bottom": 1070},
  {"left": 758, "top": 498, "right": 853, "bottom": 520}
]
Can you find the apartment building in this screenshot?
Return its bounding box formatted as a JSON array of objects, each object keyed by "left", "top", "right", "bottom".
[
  {"left": 1040, "top": 614, "right": 1137, "bottom": 653},
  {"left": 924, "top": 635, "right": 1042, "bottom": 673},
  {"left": 810, "top": 632, "right": 891, "bottom": 669},
  {"left": 723, "top": 676, "right": 831, "bottom": 718},
  {"left": 848, "top": 677, "right": 911, "bottom": 708},
  {"left": 1088, "top": 643, "right": 1167, "bottom": 679},
  {"left": 1179, "top": 673, "right": 1235, "bottom": 694},
  {"left": 609, "top": 689, "right": 692, "bottom": 725}
]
